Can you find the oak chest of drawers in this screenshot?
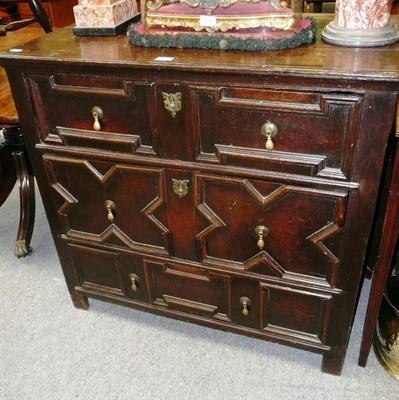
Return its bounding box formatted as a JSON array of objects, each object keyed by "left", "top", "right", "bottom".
[{"left": 1, "top": 16, "right": 398, "bottom": 375}]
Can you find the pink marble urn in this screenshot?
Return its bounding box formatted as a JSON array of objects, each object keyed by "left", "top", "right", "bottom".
[{"left": 322, "top": 0, "right": 399, "bottom": 46}]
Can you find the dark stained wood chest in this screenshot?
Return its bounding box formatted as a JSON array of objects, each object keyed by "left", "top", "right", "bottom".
[{"left": 1, "top": 15, "right": 398, "bottom": 375}]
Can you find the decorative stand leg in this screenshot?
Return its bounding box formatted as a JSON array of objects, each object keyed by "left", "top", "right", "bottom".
[
  {"left": 2, "top": 125, "right": 35, "bottom": 258},
  {"left": 12, "top": 150, "right": 35, "bottom": 258}
]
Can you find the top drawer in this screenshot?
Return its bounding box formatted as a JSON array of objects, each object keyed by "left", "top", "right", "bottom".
[
  {"left": 29, "top": 74, "right": 158, "bottom": 157},
  {"left": 192, "top": 87, "right": 364, "bottom": 181},
  {"left": 29, "top": 73, "right": 363, "bottom": 181}
]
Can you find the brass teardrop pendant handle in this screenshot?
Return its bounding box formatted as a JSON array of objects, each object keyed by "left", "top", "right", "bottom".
[
  {"left": 104, "top": 200, "right": 116, "bottom": 222},
  {"left": 260, "top": 121, "right": 278, "bottom": 151},
  {"left": 91, "top": 106, "right": 103, "bottom": 131},
  {"left": 129, "top": 273, "right": 140, "bottom": 292},
  {"left": 254, "top": 225, "right": 269, "bottom": 249},
  {"left": 240, "top": 296, "right": 251, "bottom": 317}
]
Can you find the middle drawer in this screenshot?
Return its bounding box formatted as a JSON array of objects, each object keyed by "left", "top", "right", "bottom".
[{"left": 42, "top": 154, "right": 349, "bottom": 289}]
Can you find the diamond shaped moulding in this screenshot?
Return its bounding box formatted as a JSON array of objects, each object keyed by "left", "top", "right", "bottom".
[{"left": 73, "top": 0, "right": 137, "bottom": 29}]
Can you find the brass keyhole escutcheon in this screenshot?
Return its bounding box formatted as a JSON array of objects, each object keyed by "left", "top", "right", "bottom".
[
  {"left": 91, "top": 106, "right": 104, "bottom": 131},
  {"left": 172, "top": 179, "right": 189, "bottom": 198},
  {"left": 162, "top": 92, "right": 182, "bottom": 118},
  {"left": 240, "top": 296, "right": 251, "bottom": 317},
  {"left": 260, "top": 121, "right": 278, "bottom": 151},
  {"left": 129, "top": 273, "right": 140, "bottom": 292},
  {"left": 255, "top": 225, "right": 269, "bottom": 250},
  {"left": 104, "top": 200, "right": 116, "bottom": 222}
]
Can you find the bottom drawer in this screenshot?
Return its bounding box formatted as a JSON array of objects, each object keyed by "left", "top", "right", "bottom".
[{"left": 69, "top": 244, "right": 333, "bottom": 347}]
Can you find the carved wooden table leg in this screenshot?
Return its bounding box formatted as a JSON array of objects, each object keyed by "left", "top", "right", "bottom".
[
  {"left": 13, "top": 149, "right": 35, "bottom": 257},
  {"left": 1, "top": 125, "right": 35, "bottom": 257}
]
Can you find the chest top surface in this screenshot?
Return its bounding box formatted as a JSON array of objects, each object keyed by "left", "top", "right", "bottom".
[{"left": 0, "top": 15, "right": 398, "bottom": 82}]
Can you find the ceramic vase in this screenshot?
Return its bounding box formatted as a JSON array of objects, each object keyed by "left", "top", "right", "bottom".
[{"left": 322, "top": 0, "right": 399, "bottom": 46}]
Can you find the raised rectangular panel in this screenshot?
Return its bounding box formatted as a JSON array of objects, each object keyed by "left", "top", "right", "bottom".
[
  {"left": 70, "top": 244, "right": 123, "bottom": 294},
  {"left": 28, "top": 74, "right": 157, "bottom": 156},
  {"left": 145, "top": 259, "right": 232, "bottom": 322},
  {"left": 70, "top": 244, "right": 149, "bottom": 302},
  {"left": 192, "top": 87, "right": 363, "bottom": 180},
  {"left": 261, "top": 283, "right": 333, "bottom": 345}
]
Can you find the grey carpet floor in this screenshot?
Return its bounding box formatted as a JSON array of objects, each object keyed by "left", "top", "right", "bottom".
[{"left": 1, "top": 184, "right": 397, "bottom": 400}]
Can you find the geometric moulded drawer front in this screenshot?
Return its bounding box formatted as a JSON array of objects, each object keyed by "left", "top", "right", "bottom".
[
  {"left": 195, "top": 173, "right": 348, "bottom": 287},
  {"left": 43, "top": 155, "right": 170, "bottom": 255}
]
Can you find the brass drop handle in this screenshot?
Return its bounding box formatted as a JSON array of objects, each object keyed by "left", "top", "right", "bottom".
[
  {"left": 104, "top": 200, "right": 116, "bottom": 222},
  {"left": 129, "top": 273, "right": 140, "bottom": 292},
  {"left": 91, "top": 106, "right": 103, "bottom": 131},
  {"left": 260, "top": 121, "right": 278, "bottom": 151},
  {"left": 240, "top": 296, "right": 251, "bottom": 317},
  {"left": 255, "top": 225, "right": 269, "bottom": 250}
]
